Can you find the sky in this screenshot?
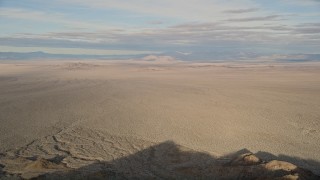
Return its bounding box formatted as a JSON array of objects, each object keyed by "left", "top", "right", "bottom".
[{"left": 0, "top": 0, "right": 320, "bottom": 59}]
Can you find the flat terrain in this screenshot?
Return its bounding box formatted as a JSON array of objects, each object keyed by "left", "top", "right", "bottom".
[{"left": 0, "top": 60, "right": 320, "bottom": 178}]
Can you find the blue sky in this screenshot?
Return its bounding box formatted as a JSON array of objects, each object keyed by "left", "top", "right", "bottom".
[{"left": 0, "top": 0, "right": 319, "bottom": 59}]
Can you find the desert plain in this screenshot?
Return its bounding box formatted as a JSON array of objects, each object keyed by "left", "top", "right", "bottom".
[{"left": 0, "top": 59, "right": 320, "bottom": 179}]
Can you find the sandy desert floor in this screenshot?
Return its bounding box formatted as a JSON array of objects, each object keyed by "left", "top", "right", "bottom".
[{"left": 0, "top": 60, "right": 320, "bottom": 179}]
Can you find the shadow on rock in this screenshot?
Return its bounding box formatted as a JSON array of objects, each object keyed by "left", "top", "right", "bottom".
[{"left": 25, "top": 141, "right": 320, "bottom": 180}]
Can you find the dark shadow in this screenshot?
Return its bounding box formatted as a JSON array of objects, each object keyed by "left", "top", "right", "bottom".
[
  {"left": 255, "top": 151, "right": 320, "bottom": 177},
  {"left": 26, "top": 141, "right": 320, "bottom": 180},
  {"left": 0, "top": 164, "right": 4, "bottom": 177}
]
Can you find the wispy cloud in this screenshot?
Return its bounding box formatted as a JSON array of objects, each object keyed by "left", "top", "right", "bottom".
[
  {"left": 225, "top": 15, "right": 283, "bottom": 22},
  {"left": 0, "top": 8, "right": 64, "bottom": 22},
  {"left": 223, "top": 8, "right": 259, "bottom": 14},
  {"left": 148, "top": 21, "right": 164, "bottom": 25},
  {"left": 0, "top": 0, "right": 319, "bottom": 57},
  {"left": 281, "top": 0, "right": 320, "bottom": 6},
  {"left": 3, "top": 20, "right": 319, "bottom": 50},
  {"left": 0, "top": 7, "right": 118, "bottom": 30},
  {"left": 54, "top": 0, "right": 259, "bottom": 21}
]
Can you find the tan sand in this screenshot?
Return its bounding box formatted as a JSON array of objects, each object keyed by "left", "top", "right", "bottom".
[{"left": 0, "top": 60, "right": 320, "bottom": 178}]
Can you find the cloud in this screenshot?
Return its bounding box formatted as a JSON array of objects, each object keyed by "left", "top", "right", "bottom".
[
  {"left": 3, "top": 17, "right": 319, "bottom": 46},
  {"left": 225, "top": 15, "right": 283, "bottom": 22},
  {"left": 53, "top": 0, "right": 259, "bottom": 22},
  {"left": 223, "top": 8, "right": 259, "bottom": 14},
  {"left": 291, "top": 23, "right": 320, "bottom": 34},
  {"left": 3, "top": 20, "right": 318, "bottom": 52},
  {"left": 0, "top": 8, "right": 64, "bottom": 22},
  {"left": 280, "top": 0, "right": 320, "bottom": 6},
  {"left": 0, "top": 7, "right": 117, "bottom": 30},
  {"left": 294, "top": 28, "right": 320, "bottom": 34},
  {"left": 1, "top": 0, "right": 319, "bottom": 56}
]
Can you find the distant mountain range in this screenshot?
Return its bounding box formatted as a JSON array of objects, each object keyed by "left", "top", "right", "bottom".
[
  {"left": 0, "top": 51, "right": 319, "bottom": 62},
  {"left": 163, "top": 51, "right": 320, "bottom": 62},
  {"left": 0, "top": 51, "right": 146, "bottom": 60}
]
